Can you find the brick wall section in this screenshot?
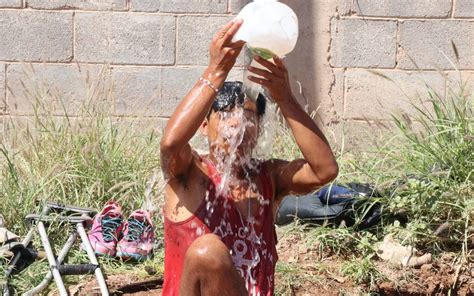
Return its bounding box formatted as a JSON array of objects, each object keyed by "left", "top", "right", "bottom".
[
  {"left": 342, "top": 0, "right": 453, "bottom": 17},
  {"left": 75, "top": 13, "right": 176, "bottom": 65},
  {"left": 0, "top": 0, "right": 472, "bottom": 149},
  {"left": 0, "top": 0, "right": 250, "bottom": 123},
  {"left": 0, "top": 11, "right": 73, "bottom": 62},
  {"left": 330, "top": 19, "right": 397, "bottom": 68},
  {"left": 398, "top": 20, "right": 474, "bottom": 69},
  {"left": 328, "top": 0, "right": 473, "bottom": 147}
]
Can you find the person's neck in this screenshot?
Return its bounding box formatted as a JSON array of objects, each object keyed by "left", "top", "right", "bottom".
[{"left": 208, "top": 152, "right": 255, "bottom": 181}]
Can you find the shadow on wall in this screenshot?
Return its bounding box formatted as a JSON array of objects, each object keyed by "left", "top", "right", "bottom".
[
  {"left": 279, "top": 0, "right": 342, "bottom": 131},
  {"left": 279, "top": 0, "right": 317, "bottom": 110}
]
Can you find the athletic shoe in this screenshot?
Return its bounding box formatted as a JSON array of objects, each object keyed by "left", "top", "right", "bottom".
[
  {"left": 87, "top": 201, "right": 124, "bottom": 257},
  {"left": 117, "top": 209, "right": 154, "bottom": 261}
]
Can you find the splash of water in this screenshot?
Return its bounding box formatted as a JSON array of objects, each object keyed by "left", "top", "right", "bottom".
[
  {"left": 142, "top": 170, "right": 165, "bottom": 215},
  {"left": 214, "top": 107, "right": 251, "bottom": 196},
  {"left": 253, "top": 101, "right": 277, "bottom": 160},
  {"left": 209, "top": 98, "right": 276, "bottom": 295}
]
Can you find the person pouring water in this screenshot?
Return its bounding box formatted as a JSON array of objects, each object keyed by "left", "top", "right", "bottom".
[{"left": 160, "top": 2, "right": 338, "bottom": 295}]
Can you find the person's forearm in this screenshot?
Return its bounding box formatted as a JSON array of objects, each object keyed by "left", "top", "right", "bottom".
[
  {"left": 279, "top": 97, "right": 338, "bottom": 178},
  {"left": 161, "top": 67, "right": 227, "bottom": 150}
]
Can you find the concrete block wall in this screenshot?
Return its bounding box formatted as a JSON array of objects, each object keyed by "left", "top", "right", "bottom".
[
  {"left": 0, "top": 0, "right": 472, "bottom": 149},
  {"left": 281, "top": 0, "right": 473, "bottom": 147},
  {"left": 0, "top": 0, "right": 250, "bottom": 137}
]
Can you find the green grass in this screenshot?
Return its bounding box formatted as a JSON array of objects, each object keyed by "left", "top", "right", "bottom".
[
  {"left": 273, "top": 69, "right": 472, "bottom": 293},
  {"left": 0, "top": 76, "right": 164, "bottom": 293},
  {"left": 341, "top": 255, "right": 385, "bottom": 289},
  {"left": 274, "top": 261, "right": 321, "bottom": 296},
  {"left": 352, "top": 73, "right": 473, "bottom": 254}
]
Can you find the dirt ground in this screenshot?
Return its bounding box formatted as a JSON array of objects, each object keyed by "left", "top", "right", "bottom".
[
  {"left": 65, "top": 275, "right": 162, "bottom": 295},
  {"left": 274, "top": 231, "right": 473, "bottom": 296},
  {"left": 273, "top": 255, "right": 474, "bottom": 296},
  {"left": 67, "top": 235, "right": 473, "bottom": 296}
]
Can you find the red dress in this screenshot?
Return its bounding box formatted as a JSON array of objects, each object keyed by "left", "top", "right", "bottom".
[{"left": 163, "top": 158, "right": 278, "bottom": 296}]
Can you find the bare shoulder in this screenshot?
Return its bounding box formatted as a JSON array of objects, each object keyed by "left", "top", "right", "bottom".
[
  {"left": 262, "top": 158, "right": 289, "bottom": 192},
  {"left": 263, "top": 158, "right": 289, "bottom": 177},
  {"left": 175, "top": 150, "right": 211, "bottom": 194},
  {"left": 163, "top": 150, "right": 210, "bottom": 221},
  {"left": 263, "top": 158, "right": 312, "bottom": 200}
]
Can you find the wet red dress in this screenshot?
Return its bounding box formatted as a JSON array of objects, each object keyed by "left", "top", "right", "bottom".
[{"left": 163, "top": 158, "right": 278, "bottom": 296}]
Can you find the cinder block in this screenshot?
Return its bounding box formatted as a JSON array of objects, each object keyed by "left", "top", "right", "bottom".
[
  {"left": 230, "top": 0, "right": 250, "bottom": 14},
  {"left": 111, "top": 66, "right": 162, "bottom": 117},
  {"left": 75, "top": 13, "right": 176, "bottom": 65},
  {"left": 454, "top": 0, "right": 474, "bottom": 18},
  {"left": 0, "top": 0, "right": 21, "bottom": 8},
  {"left": 160, "top": 0, "right": 227, "bottom": 14},
  {"left": 330, "top": 19, "right": 397, "bottom": 68},
  {"left": 0, "top": 11, "right": 72, "bottom": 62},
  {"left": 130, "top": 0, "right": 160, "bottom": 12},
  {"left": 177, "top": 16, "right": 230, "bottom": 66},
  {"left": 161, "top": 67, "right": 244, "bottom": 101},
  {"left": 0, "top": 64, "right": 5, "bottom": 112},
  {"left": 338, "top": 0, "right": 452, "bottom": 17},
  {"left": 398, "top": 20, "right": 474, "bottom": 70},
  {"left": 161, "top": 66, "right": 244, "bottom": 117},
  {"left": 344, "top": 70, "right": 446, "bottom": 120},
  {"left": 26, "top": 0, "right": 126, "bottom": 10},
  {"left": 6, "top": 63, "right": 105, "bottom": 116},
  {"left": 161, "top": 67, "right": 209, "bottom": 117}
]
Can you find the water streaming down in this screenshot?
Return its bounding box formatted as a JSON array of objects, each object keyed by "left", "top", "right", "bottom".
[
  {"left": 252, "top": 95, "right": 277, "bottom": 160},
  {"left": 209, "top": 90, "right": 278, "bottom": 294}
]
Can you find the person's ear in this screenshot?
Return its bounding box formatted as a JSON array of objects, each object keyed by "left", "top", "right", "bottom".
[{"left": 200, "top": 119, "right": 209, "bottom": 136}]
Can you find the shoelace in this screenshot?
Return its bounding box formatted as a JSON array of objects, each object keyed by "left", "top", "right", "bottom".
[
  {"left": 101, "top": 215, "right": 122, "bottom": 242},
  {"left": 125, "top": 218, "right": 149, "bottom": 242}
]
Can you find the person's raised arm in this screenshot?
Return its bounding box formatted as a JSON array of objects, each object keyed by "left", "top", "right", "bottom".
[
  {"left": 247, "top": 55, "right": 339, "bottom": 205},
  {"left": 160, "top": 19, "right": 245, "bottom": 179}
]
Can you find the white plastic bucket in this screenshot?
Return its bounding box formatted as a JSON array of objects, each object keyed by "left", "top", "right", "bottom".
[{"left": 233, "top": 0, "right": 299, "bottom": 59}]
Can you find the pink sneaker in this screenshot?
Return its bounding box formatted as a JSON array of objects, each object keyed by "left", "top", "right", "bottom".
[
  {"left": 87, "top": 201, "right": 124, "bottom": 257},
  {"left": 117, "top": 209, "right": 155, "bottom": 261}
]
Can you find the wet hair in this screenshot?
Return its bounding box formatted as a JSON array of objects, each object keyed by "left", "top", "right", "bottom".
[{"left": 208, "top": 81, "right": 266, "bottom": 117}]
